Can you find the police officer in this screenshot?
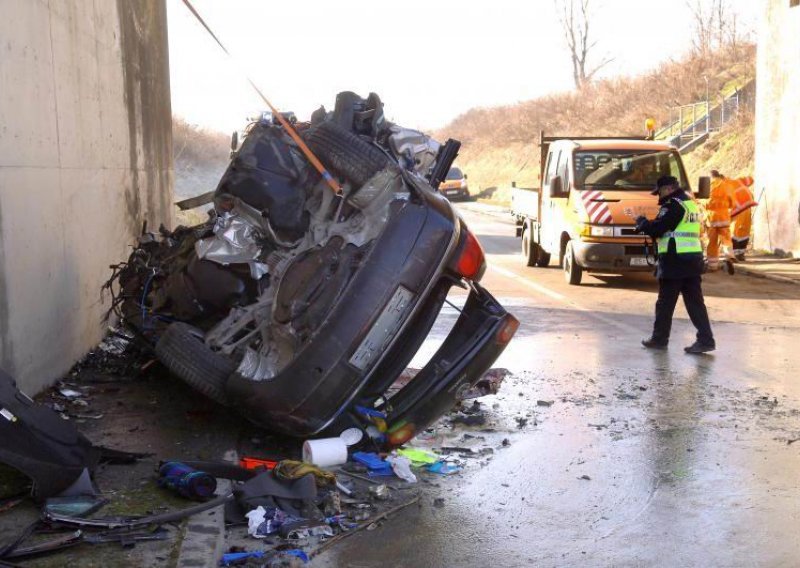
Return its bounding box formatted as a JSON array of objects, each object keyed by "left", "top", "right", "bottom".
[{"left": 636, "top": 175, "right": 716, "bottom": 354}]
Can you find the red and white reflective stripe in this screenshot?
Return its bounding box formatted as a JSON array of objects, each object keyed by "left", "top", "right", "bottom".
[{"left": 580, "top": 191, "right": 613, "bottom": 224}]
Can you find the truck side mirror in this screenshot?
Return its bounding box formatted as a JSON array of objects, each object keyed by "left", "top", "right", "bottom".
[
  {"left": 511, "top": 181, "right": 516, "bottom": 188},
  {"left": 697, "top": 176, "right": 710, "bottom": 199},
  {"left": 463, "top": 174, "right": 468, "bottom": 179},
  {"left": 549, "top": 176, "right": 565, "bottom": 198}
]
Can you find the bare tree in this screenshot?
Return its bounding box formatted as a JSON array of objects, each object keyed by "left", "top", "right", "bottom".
[
  {"left": 555, "top": 0, "right": 613, "bottom": 90},
  {"left": 686, "top": 0, "right": 742, "bottom": 56}
]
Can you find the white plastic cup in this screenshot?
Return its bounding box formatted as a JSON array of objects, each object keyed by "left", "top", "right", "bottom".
[{"left": 302, "top": 437, "right": 348, "bottom": 467}]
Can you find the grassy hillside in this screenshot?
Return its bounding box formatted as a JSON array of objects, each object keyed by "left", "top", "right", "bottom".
[
  {"left": 682, "top": 109, "right": 755, "bottom": 183},
  {"left": 172, "top": 118, "right": 231, "bottom": 225},
  {"left": 436, "top": 45, "right": 755, "bottom": 204},
  {"left": 173, "top": 118, "right": 230, "bottom": 201}
]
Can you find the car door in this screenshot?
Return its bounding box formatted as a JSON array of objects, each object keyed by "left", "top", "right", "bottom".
[{"left": 540, "top": 148, "right": 561, "bottom": 253}]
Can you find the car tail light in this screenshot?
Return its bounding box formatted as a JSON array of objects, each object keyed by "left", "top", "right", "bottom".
[
  {"left": 496, "top": 316, "right": 519, "bottom": 345},
  {"left": 451, "top": 228, "right": 486, "bottom": 281}
]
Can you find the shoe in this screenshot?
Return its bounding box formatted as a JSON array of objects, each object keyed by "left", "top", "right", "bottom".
[
  {"left": 684, "top": 341, "right": 715, "bottom": 354},
  {"left": 724, "top": 260, "right": 735, "bottom": 275},
  {"left": 642, "top": 338, "right": 668, "bottom": 349},
  {"left": 735, "top": 254, "right": 745, "bottom": 262}
]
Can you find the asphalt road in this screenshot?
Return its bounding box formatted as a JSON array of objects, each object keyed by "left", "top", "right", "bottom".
[{"left": 322, "top": 203, "right": 800, "bottom": 567}]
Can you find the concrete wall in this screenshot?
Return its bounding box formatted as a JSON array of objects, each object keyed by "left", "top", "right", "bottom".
[
  {"left": 0, "top": 0, "right": 173, "bottom": 392},
  {"left": 754, "top": 0, "right": 800, "bottom": 256}
]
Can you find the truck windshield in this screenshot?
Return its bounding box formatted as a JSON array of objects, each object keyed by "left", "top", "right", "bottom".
[
  {"left": 574, "top": 150, "right": 688, "bottom": 191},
  {"left": 446, "top": 167, "right": 463, "bottom": 180}
]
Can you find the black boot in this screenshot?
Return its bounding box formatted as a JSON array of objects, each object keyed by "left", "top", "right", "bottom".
[
  {"left": 724, "top": 260, "right": 735, "bottom": 275},
  {"left": 642, "top": 337, "right": 668, "bottom": 349},
  {"left": 684, "top": 341, "right": 715, "bottom": 354}
]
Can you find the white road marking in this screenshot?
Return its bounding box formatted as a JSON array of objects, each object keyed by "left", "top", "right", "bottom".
[
  {"left": 491, "top": 265, "right": 567, "bottom": 301},
  {"left": 490, "top": 264, "right": 640, "bottom": 334}
]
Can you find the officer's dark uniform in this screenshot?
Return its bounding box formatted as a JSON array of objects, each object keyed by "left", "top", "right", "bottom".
[{"left": 635, "top": 177, "right": 715, "bottom": 352}]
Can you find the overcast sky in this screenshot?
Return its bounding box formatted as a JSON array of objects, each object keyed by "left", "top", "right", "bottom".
[{"left": 167, "top": 0, "right": 759, "bottom": 134}]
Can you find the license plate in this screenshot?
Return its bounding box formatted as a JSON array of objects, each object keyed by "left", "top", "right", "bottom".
[
  {"left": 350, "top": 286, "right": 414, "bottom": 371},
  {"left": 446, "top": 190, "right": 459, "bottom": 195},
  {"left": 630, "top": 257, "right": 649, "bottom": 266}
]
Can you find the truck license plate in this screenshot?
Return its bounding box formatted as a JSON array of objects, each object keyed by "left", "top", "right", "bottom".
[
  {"left": 446, "top": 190, "right": 458, "bottom": 195},
  {"left": 630, "top": 257, "right": 649, "bottom": 266}
]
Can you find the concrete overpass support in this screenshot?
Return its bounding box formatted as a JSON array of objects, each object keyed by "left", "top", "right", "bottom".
[
  {"left": 754, "top": 0, "right": 800, "bottom": 256},
  {"left": 0, "top": 0, "right": 173, "bottom": 392}
]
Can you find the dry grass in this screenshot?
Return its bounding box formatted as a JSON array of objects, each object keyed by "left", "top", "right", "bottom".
[
  {"left": 173, "top": 117, "right": 231, "bottom": 200},
  {"left": 682, "top": 108, "right": 755, "bottom": 183},
  {"left": 435, "top": 45, "right": 755, "bottom": 205}
]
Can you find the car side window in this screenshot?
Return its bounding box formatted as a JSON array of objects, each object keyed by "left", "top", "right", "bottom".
[
  {"left": 546, "top": 150, "right": 561, "bottom": 184},
  {"left": 558, "top": 153, "right": 570, "bottom": 187}
]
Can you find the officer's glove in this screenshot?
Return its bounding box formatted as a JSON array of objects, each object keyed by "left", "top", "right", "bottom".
[{"left": 634, "top": 215, "right": 647, "bottom": 233}]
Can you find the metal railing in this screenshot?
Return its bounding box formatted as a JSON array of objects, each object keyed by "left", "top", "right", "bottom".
[{"left": 654, "top": 85, "right": 747, "bottom": 152}]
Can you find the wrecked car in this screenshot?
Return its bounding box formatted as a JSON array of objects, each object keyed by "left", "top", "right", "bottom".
[{"left": 108, "top": 91, "right": 518, "bottom": 447}]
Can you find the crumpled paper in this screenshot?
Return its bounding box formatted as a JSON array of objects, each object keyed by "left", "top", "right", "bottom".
[{"left": 245, "top": 505, "right": 300, "bottom": 538}]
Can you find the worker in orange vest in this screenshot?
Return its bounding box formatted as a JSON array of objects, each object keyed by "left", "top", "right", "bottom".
[
  {"left": 705, "top": 170, "right": 736, "bottom": 273},
  {"left": 729, "top": 175, "right": 757, "bottom": 261}
]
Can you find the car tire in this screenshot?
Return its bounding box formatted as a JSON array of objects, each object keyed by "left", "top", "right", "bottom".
[
  {"left": 522, "top": 229, "right": 540, "bottom": 267},
  {"left": 536, "top": 252, "right": 551, "bottom": 267},
  {"left": 564, "top": 240, "right": 583, "bottom": 285},
  {"left": 304, "top": 121, "right": 390, "bottom": 187},
  {"left": 155, "top": 322, "right": 235, "bottom": 406}
]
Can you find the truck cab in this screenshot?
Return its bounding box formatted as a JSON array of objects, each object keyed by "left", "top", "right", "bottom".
[{"left": 514, "top": 134, "right": 709, "bottom": 285}]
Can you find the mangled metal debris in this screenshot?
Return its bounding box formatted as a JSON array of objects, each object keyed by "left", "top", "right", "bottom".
[
  {"left": 107, "top": 91, "right": 518, "bottom": 445},
  {"left": 0, "top": 368, "right": 141, "bottom": 501}
]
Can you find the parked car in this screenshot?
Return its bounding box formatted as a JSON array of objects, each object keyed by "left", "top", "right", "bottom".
[
  {"left": 109, "top": 91, "right": 517, "bottom": 447},
  {"left": 438, "top": 166, "right": 470, "bottom": 200}
]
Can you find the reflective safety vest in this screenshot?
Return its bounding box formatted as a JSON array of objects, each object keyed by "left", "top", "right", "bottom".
[
  {"left": 730, "top": 178, "right": 757, "bottom": 218},
  {"left": 658, "top": 199, "right": 703, "bottom": 255}
]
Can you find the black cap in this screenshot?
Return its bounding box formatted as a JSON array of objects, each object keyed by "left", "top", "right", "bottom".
[{"left": 651, "top": 175, "right": 680, "bottom": 195}]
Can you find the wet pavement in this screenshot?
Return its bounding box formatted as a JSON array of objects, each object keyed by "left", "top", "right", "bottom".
[
  {"left": 317, "top": 206, "right": 800, "bottom": 567},
  {"left": 2, "top": 204, "right": 799, "bottom": 567}
]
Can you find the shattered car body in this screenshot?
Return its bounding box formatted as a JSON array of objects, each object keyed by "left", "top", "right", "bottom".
[{"left": 110, "top": 91, "right": 518, "bottom": 447}]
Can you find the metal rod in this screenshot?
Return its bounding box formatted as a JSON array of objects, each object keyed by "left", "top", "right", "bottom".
[
  {"left": 335, "top": 469, "right": 382, "bottom": 485},
  {"left": 310, "top": 496, "right": 420, "bottom": 558}
]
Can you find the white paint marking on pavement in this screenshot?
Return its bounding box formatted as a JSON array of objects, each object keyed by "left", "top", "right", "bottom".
[
  {"left": 490, "top": 264, "right": 640, "bottom": 334},
  {"left": 492, "top": 265, "right": 567, "bottom": 301}
]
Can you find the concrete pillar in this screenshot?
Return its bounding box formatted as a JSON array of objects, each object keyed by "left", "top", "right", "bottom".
[
  {"left": 753, "top": 0, "right": 800, "bottom": 256},
  {"left": 0, "top": 0, "right": 173, "bottom": 392}
]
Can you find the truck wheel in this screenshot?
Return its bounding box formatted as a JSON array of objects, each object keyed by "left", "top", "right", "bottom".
[
  {"left": 522, "top": 229, "right": 540, "bottom": 267},
  {"left": 536, "top": 252, "right": 551, "bottom": 267},
  {"left": 563, "top": 240, "right": 583, "bottom": 285},
  {"left": 155, "top": 322, "right": 235, "bottom": 406},
  {"left": 304, "top": 121, "right": 390, "bottom": 187}
]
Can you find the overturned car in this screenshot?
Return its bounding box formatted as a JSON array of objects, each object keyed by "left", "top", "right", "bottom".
[{"left": 109, "top": 92, "right": 518, "bottom": 447}]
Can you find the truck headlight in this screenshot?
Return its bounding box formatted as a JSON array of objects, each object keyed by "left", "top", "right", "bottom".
[{"left": 589, "top": 226, "right": 614, "bottom": 237}]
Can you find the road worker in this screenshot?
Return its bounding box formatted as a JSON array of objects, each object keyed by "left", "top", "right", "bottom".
[
  {"left": 730, "top": 175, "right": 757, "bottom": 261},
  {"left": 636, "top": 176, "right": 716, "bottom": 354},
  {"left": 705, "top": 170, "right": 736, "bottom": 273}
]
